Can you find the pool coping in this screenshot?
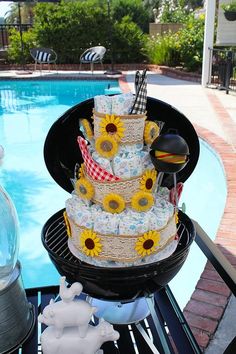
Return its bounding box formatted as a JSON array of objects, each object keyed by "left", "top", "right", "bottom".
[{"left": 120, "top": 74, "right": 236, "bottom": 352}]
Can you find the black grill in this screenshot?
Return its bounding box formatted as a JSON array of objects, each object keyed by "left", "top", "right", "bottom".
[{"left": 42, "top": 209, "right": 195, "bottom": 302}]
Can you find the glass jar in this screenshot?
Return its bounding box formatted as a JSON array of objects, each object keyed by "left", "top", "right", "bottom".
[{"left": 0, "top": 185, "right": 19, "bottom": 290}]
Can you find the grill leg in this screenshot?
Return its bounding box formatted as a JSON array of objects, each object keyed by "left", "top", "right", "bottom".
[
  {"left": 135, "top": 322, "right": 161, "bottom": 354},
  {"left": 146, "top": 296, "right": 172, "bottom": 354}
]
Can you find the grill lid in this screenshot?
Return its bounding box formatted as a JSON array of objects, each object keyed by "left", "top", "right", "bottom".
[{"left": 44, "top": 96, "right": 200, "bottom": 192}]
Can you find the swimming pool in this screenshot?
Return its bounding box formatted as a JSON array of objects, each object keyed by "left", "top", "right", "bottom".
[{"left": 0, "top": 80, "right": 227, "bottom": 309}]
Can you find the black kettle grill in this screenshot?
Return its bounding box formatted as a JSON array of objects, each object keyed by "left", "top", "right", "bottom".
[{"left": 42, "top": 96, "right": 200, "bottom": 302}]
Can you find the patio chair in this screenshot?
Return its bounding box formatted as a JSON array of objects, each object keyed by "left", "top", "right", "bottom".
[
  {"left": 79, "top": 46, "right": 106, "bottom": 73},
  {"left": 30, "top": 47, "right": 57, "bottom": 72}
]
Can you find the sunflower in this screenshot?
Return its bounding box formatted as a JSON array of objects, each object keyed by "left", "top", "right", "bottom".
[
  {"left": 75, "top": 177, "right": 94, "bottom": 200},
  {"left": 175, "top": 211, "right": 179, "bottom": 225},
  {"left": 63, "top": 211, "right": 71, "bottom": 238},
  {"left": 80, "top": 229, "right": 102, "bottom": 257},
  {"left": 99, "top": 114, "right": 125, "bottom": 142},
  {"left": 78, "top": 163, "right": 85, "bottom": 178},
  {"left": 140, "top": 169, "right": 157, "bottom": 193},
  {"left": 95, "top": 135, "right": 118, "bottom": 158},
  {"left": 131, "top": 191, "right": 154, "bottom": 212},
  {"left": 135, "top": 230, "right": 161, "bottom": 257},
  {"left": 80, "top": 119, "right": 94, "bottom": 140},
  {"left": 103, "top": 193, "right": 125, "bottom": 213},
  {"left": 144, "top": 121, "right": 159, "bottom": 145},
  {"left": 74, "top": 163, "right": 85, "bottom": 180}
]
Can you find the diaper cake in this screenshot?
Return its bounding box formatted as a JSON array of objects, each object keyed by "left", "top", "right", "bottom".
[{"left": 64, "top": 71, "right": 186, "bottom": 267}]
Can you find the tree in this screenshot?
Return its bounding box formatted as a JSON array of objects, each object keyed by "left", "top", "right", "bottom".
[
  {"left": 5, "top": 3, "right": 35, "bottom": 24},
  {"left": 112, "top": 0, "right": 150, "bottom": 33}
]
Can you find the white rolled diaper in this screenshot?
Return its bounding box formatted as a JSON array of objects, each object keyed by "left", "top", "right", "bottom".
[
  {"left": 112, "top": 152, "right": 142, "bottom": 178},
  {"left": 94, "top": 95, "right": 112, "bottom": 114},
  {"left": 93, "top": 211, "right": 119, "bottom": 235},
  {"left": 111, "top": 92, "right": 135, "bottom": 115}
]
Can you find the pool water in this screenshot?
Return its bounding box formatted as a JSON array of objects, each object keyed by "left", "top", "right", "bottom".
[
  {"left": 0, "top": 80, "right": 227, "bottom": 309},
  {"left": 0, "top": 79, "right": 120, "bottom": 289}
]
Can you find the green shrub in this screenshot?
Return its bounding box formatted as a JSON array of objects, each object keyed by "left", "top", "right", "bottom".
[
  {"left": 112, "top": 0, "right": 149, "bottom": 33},
  {"left": 143, "top": 32, "right": 179, "bottom": 66},
  {"left": 7, "top": 28, "right": 38, "bottom": 64},
  {"left": 174, "top": 15, "right": 205, "bottom": 71},
  {"left": 31, "top": 1, "right": 108, "bottom": 64},
  {"left": 143, "top": 14, "right": 204, "bottom": 72},
  {"left": 113, "top": 16, "right": 146, "bottom": 63},
  {"left": 158, "top": 0, "right": 191, "bottom": 24},
  {"left": 31, "top": 0, "right": 145, "bottom": 64}
]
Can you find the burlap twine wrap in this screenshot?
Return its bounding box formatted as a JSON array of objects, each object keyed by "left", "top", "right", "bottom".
[
  {"left": 93, "top": 110, "right": 147, "bottom": 145},
  {"left": 68, "top": 214, "right": 177, "bottom": 262},
  {"left": 85, "top": 169, "right": 143, "bottom": 205}
]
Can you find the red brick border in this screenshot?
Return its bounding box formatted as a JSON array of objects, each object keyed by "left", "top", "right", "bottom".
[
  {"left": 182, "top": 99, "right": 236, "bottom": 351},
  {"left": 120, "top": 74, "right": 236, "bottom": 351},
  {"left": 183, "top": 124, "right": 236, "bottom": 351}
]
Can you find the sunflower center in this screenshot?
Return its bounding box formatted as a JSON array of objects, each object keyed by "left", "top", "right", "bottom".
[
  {"left": 101, "top": 141, "right": 113, "bottom": 152},
  {"left": 150, "top": 127, "right": 156, "bottom": 139},
  {"left": 143, "top": 239, "right": 154, "bottom": 250},
  {"left": 79, "top": 185, "right": 87, "bottom": 195},
  {"left": 145, "top": 178, "right": 153, "bottom": 190},
  {"left": 85, "top": 238, "right": 95, "bottom": 250},
  {"left": 109, "top": 200, "right": 119, "bottom": 210},
  {"left": 106, "top": 123, "right": 117, "bottom": 134},
  {"left": 139, "top": 197, "right": 148, "bottom": 206}
]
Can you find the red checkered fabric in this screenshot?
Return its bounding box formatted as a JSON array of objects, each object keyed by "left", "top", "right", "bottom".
[
  {"left": 77, "top": 136, "right": 120, "bottom": 182},
  {"left": 169, "top": 182, "right": 183, "bottom": 206}
]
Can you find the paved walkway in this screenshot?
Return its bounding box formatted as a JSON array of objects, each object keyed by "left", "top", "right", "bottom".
[
  {"left": 0, "top": 69, "right": 236, "bottom": 352},
  {"left": 123, "top": 71, "right": 236, "bottom": 353}
]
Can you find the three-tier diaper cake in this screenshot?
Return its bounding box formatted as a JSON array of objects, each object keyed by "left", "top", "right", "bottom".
[{"left": 63, "top": 71, "right": 186, "bottom": 268}]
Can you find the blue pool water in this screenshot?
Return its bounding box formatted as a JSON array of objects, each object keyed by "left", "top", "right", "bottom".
[{"left": 0, "top": 80, "right": 227, "bottom": 309}]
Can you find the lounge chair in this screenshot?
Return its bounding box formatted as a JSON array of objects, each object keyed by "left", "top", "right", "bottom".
[
  {"left": 79, "top": 46, "right": 106, "bottom": 73},
  {"left": 30, "top": 47, "right": 57, "bottom": 71}
]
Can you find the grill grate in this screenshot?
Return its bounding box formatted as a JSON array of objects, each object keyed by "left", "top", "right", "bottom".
[{"left": 43, "top": 212, "right": 190, "bottom": 262}]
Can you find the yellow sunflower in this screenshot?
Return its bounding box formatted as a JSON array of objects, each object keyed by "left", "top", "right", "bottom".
[
  {"left": 79, "top": 163, "right": 85, "bottom": 178},
  {"left": 95, "top": 135, "right": 118, "bottom": 158},
  {"left": 135, "top": 230, "right": 161, "bottom": 257},
  {"left": 63, "top": 211, "right": 71, "bottom": 238},
  {"left": 80, "top": 119, "right": 94, "bottom": 140},
  {"left": 99, "top": 114, "right": 125, "bottom": 141},
  {"left": 175, "top": 211, "right": 179, "bottom": 225},
  {"left": 144, "top": 121, "right": 159, "bottom": 145},
  {"left": 75, "top": 163, "right": 85, "bottom": 180},
  {"left": 103, "top": 193, "right": 125, "bottom": 213},
  {"left": 80, "top": 229, "right": 102, "bottom": 257},
  {"left": 131, "top": 191, "right": 154, "bottom": 212},
  {"left": 75, "top": 177, "right": 94, "bottom": 200},
  {"left": 140, "top": 169, "right": 157, "bottom": 193}
]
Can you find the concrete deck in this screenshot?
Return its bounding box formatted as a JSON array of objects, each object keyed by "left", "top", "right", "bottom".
[{"left": 0, "top": 69, "right": 235, "bottom": 353}]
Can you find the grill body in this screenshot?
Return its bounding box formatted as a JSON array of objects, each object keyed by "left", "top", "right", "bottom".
[{"left": 42, "top": 209, "right": 195, "bottom": 301}]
